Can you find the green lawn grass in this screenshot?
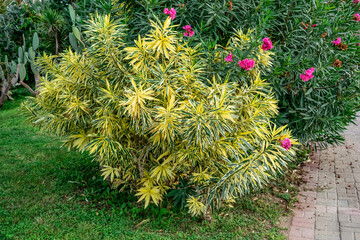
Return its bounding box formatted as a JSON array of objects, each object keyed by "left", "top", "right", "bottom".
[{"left": 0, "top": 97, "right": 299, "bottom": 240}]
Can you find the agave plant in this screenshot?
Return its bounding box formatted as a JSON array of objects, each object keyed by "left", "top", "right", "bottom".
[{"left": 23, "top": 14, "right": 297, "bottom": 216}]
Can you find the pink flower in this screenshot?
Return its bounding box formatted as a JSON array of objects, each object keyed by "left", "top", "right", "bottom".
[
  {"left": 311, "top": 24, "right": 317, "bottom": 27},
  {"left": 183, "top": 25, "right": 191, "bottom": 31},
  {"left": 183, "top": 25, "right": 194, "bottom": 37},
  {"left": 164, "top": 7, "right": 176, "bottom": 20},
  {"left": 238, "top": 58, "right": 255, "bottom": 71},
  {"left": 183, "top": 30, "right": 194, "bottom": 37},
  {"left": 300, "top": 67, "right": 315, "bottom": 82},
  {"left": 225, "top": 53, "right": 233, "bottom": 62},
  {"left": 261, "top": 37, "right": 273, "bottom": 51},
  {"left": 353, "top": 0, "right": 359, "bottom": 4},
  {"left": 281, "top": 138, "right": 291, "bottom": 151},
  {"left": 353, "top": 13, "right": 360, "bottom": 23},
  {"left": 333, "top": 37, "right": 341, "bottom": 46},
  {"left": 169, "top": 8, "right": 176, "bottom": 20}
]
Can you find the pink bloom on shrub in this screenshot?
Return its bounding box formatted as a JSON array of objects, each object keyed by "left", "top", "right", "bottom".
[
  {"left": 261, "top": 37, "right": 274, "bottom": 51},
  {"left": 300, "top": 67, "right": 315, "bottom": 82},
  {"left": 354, "top": 13, "right": 360, "bottom": 22},
  {"left": 169, "top": 8, "right": 176, "bottom": 20},
  {"left": 238, "top": 58, "right": 255, "bottom": 71},
  {"left": 281, "top": 138, "right": 291, "bottom": 151},
  {"left": 164, "top": 8, "right": 176, "bottom": 20},
  {"left": 183, "top": 25, "right": 191, "bottom": 32},
  {"left": 225, "top": 53, "right": 233, "bottom": 62},
  {"left": 311, "top": 24, "right": 317, "bottom": 27},
  {"left": 353, "top": 0, "right": 359, "bottom": 4},
  {"left": 333, "top": 37, "right": 341, "bottom": 46},
  {"left": 183, "top": 25, "right": 194, "bottom": 37}
]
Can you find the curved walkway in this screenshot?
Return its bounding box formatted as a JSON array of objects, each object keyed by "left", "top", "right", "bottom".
[{"left": 289, "top": 117, "right": 360, "bottom": 240}]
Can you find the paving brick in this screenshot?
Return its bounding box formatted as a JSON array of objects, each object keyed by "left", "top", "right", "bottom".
[
  {"left": 338, "top": 200, "right": 349, "bottom": 207},
  {"left": 341, "top": 231, "right": 355, "bottom": 240},
  {"left": 350, "top": 215, "right": 360, "bottom": 223},
  {"left": 289, "top": 117, "right": 360, "bottom": 240},
  {"left": 339, "top": 222, "right": 360, "bottom": 228},
  {"left": 289, "top": 227, "right": 302, "bottom": 237},
  {"left": 341, "top": 227, "right": 360, "bottom": 233},
  {"left": 289, "top": 237, "right": 313, "bottom": 240},
  {"left": 316, "top": 199, "right": 337, "bottom": 206},
  {"left": 355, "top": 232, "right": 360, "bottom": 240},
  {"left": 303, "top": 211, "right": 315, "bottom": 220},
  {"left": 339, "top": 214, "right": 351, "bottom": 222},
  {"left": 301, "top": 228, "right": 314, "bottom": 238},
  {"left": 314, "top": 233, "right": 340, "bottom": 240},
  {"left": 326, "top": 206, "right": 337, "bottom": 214}
]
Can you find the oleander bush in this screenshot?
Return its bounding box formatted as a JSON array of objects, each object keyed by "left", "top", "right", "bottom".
[
  {"left": 266, "top": 0, "right": 360, "bottom": 147},
  {"left": 116, "top": 0, "right": 360, "bottom": 147},
  {"left": 23, "top": 14, "right": 297, "bottom": 216}
]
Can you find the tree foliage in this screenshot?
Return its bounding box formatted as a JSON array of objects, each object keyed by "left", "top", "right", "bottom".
[{"left": 23, "top": 15, "right": 296, "bottom": 215}]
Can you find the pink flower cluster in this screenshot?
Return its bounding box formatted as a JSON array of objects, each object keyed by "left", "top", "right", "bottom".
[
  {"left": 238, "top": 58, "right": 255, "bottom": 71},
  {"left": 353, "top": 0, "right": 359, "bottom": 4},
  {"left": 300, "top": 67, "right": 315, "bottom": 82},
  {"left": 225, "top": 53, "right": 233, "bottom": 62},
  {"left": 311, "top": 24, "right": 317, "bottom": 27},
  {"left": 261, "top": 37, "right": 273, "bottom": 51},
  {"left": 333, "top": 37, "right": 341, "bottom": 46},
  {"left": 354, "top": 13, "right": 360, "bottom": 23},
  {"left": 164, "top": 8, "right": 176, "bottom": 20},
  {"left": 281, "top": 138, "right": 291, "bottom": 151},
  {"left": 225, "top": 53, "right": 254, "bottom": 70},
  {"left": 224, "top": 37, "right": 275, "bottom": 70},
  {"left": 183, "top": 25, "right": 194, "bottom": 37}
]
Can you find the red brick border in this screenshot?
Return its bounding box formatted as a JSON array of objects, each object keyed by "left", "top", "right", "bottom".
[{"left": 288, "top": 151, "right": 319, "bottom": 240}]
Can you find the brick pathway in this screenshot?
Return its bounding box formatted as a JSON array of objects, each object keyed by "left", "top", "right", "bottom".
[{"left": 289, "top": 117, "right": 360, "bottom": 240}]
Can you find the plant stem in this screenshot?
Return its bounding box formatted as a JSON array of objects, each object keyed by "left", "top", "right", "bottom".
[
  {"left": 19, "top": 81, "right": 37, "bottom": 96},
  {"left": 55, "top": 29, "right": 59, "bottom": 55}
]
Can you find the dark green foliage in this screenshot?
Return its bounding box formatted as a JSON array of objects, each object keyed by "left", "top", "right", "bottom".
[
  {"left": 167, "top": 177, "right": 196, "bottom": 209},
  {"left": 115, "top": 0, "right": 263, "bottom": 44},
  {"left": 264, "top": 0, "right": 360, "bottom": 147}
]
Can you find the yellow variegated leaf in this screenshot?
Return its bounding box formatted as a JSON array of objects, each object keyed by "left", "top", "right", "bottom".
[{"left": 135, "top": 183, "right": 163, "bottom": 208}]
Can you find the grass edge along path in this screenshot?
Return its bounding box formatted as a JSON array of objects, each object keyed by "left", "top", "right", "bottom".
[{"left": 0, "top": 98, "right": 305, "bottom": 240}]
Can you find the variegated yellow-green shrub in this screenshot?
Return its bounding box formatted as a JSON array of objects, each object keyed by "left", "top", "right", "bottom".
[{"left": 22, "top": 14, "right": 298, "bottom": 217}]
